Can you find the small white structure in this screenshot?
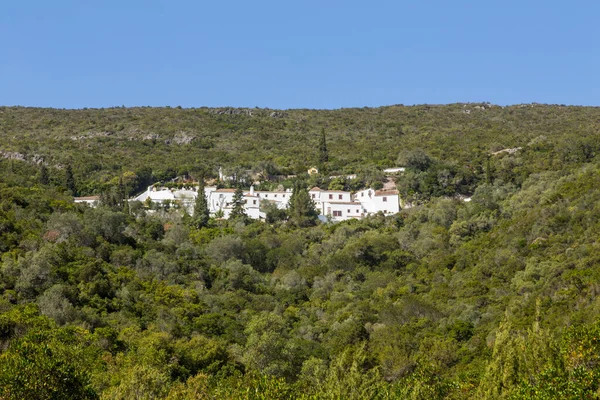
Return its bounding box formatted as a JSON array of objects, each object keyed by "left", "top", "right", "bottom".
[
  {"left": 74, "top": 196, "right": 100, "bottom": 206},
  {"left": 383, "top": 167, "right": 406, "bottom": 174}
]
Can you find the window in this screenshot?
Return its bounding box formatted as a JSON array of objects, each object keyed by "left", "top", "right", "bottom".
[
  {"left": 333, "top": 210, "right": 342, "bottom": 217},
  {"left": 356, "top": 209, "right": 359, "bottom": 213},
  {"left": 361, "top": 192, "right": 364, "bottom": 197},
  {"left": 383, "top": 197, "right": 387, "bottom": 202},
  {"left": 253, "top": 200, "right": 257, "bottom": 205},
  {"left": 338, "top": 194, "right": 343, "bottom": 200},
  {"left": 274, "top": 194, "right": 277, "bottom": 197},
  {"left": 347, "top": 209, "right": 350, "bottom": 213},
  {"left": 265, "top": 194, "right": 268, "bottom": 197},
  {"left": 312, "top": 194, "right": 315, "bottom": 198},
  {"left": 329, "top": 194, "right": 333, "bottom": 200}
]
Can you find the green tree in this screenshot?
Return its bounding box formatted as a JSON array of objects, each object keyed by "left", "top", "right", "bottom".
[
  {"left": 0, "top": 311, "right": 99, "bottom": 400},
  {"left": 65, "top": 163, "right": 76, "bottom": 195},
  {"left": 397, "top": 148, "right": 432, "bottom": 171},
  {"left": 39, "top": 164, "right": 49, "bottom": 185},
  {"left": 287, "top": 181, "right": 318, "bottom": 227},
  {"left": 319, "top": 128, "right": 328, "bottom": 166},
  {"left": 229, "top": 188, "right": 247, "bottom": 222},
  {"left": 192, "top": 180, "right": 210, "bottom": 228}
]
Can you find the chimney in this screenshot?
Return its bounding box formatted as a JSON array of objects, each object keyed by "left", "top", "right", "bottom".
[{"left": 250, "top": 185, "right": 255, "bottom": 195}]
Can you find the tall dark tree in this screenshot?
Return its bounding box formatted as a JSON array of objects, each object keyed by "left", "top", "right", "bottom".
[
  {"left": 39, "top": 165, "right": 49, "bottom": 185},
  {"left": 288, "top": 181, "right": 318, "bottom": 227},
  {"left": 118, "top": 176, "right": 130, "bottom": 213},
  {"left": 65, "top": 164, "right": 76, "bottom": 195},
  {"left": 319, "top": 128, "right": 328, "bottom": 165},
  {"left": 229, "top": 188, "right": 247, "bottom": 222},
  {"left": 193, "top": 180, "right": 210, "bottom": 228}
]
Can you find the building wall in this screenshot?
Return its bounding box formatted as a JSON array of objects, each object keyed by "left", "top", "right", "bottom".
[
  {"left": 355, "top": 189, "right": 399, "bottom": 214},
  {"left": 324, "top": 202, "right": 364, "bottom": 221},
  {"left": 131, "top": 184, "right": 399, "bottom": 221},
  {"left": 255, "top": 191, "right": 292, "bottom": 209}
]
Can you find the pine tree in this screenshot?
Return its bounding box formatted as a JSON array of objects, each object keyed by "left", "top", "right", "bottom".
[
  {"left": 193, "top": 180, "right": 210, "bottom": 228},
  {"left": 229, "top": 188, "right": 247, "bottom": 222},
  {"left": 65, "top": 164, "right": 76, "bottom": 195},
  {"left": 319, "top": 128, "right": 328, "bottom": 165},
  {"left": 117, "top": 176, "right": 126, "bottom": 208},
  {"left": 288, "top": 181, "right": 318, "bottom": 227},
  {"left": 39, "top": 165, "right": 49, "bottom": 185}
]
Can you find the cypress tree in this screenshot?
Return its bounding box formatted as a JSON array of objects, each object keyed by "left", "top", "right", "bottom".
[
  {"left": 288, "top": 181, "right": 318, "bottom": 227},
  {"left": 39, "top": 165, "right": 49, "bottom": 185},
  {"left": 193, "top": 180, "right": 210, "bottom": 228},
  {"left": 319, "top": 128, "right": 328, "bottom": 165},
  {"left": 230, "top": 188, "right": 247, "bottom": 222},
  {"left": 65, "top": 164, "right": 76, "bottom": 195}
]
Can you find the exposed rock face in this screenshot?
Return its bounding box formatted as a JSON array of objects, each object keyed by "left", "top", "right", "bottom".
[
  {"left": 31, "top": 154, "right": 45, "bottom": 165},
  {"left": 270, "top": 111, "right": 288, "bottom": 118},
  {"left": 0, "top": 151, "right": 26, "bottom": 161},
  {"left": 0, "top": 151, "right": 46, "bottom": 165},
  {"left": 210, "top": 108, "right": 253, "bottom": 116},
  {"left": 143, "top": 134, "right": 161, "bottom": 141},
  {"left": 490, "top": 147, "right": 523, "bottom": 156},
  {"left": 172, "top": 133, "right": 196, "bottom": 145},
  {"left": 70, "top": 131, "right": 114, "bottom": 140}
]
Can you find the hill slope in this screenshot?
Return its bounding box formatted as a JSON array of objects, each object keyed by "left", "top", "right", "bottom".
[{"left": 0, "top": 104, "right": 599, "bottom": 399}]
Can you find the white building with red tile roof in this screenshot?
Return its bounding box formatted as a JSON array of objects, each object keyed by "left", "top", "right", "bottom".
[{"left": 131, "top": 183, "right": 400, "bottom": 222}]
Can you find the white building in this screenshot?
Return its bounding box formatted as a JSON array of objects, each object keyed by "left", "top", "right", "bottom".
[
  {"left": 255, "top": 188, "right": 293, "bottom": 210},
  {"left": 74, "top": 196, "right": 100, "bottom": 206},
  {"left": 326, "top": 201, "right": 363, "bottom": 220},
  {"left": 383, "top": 167, "right": 406, "bottom": 174},
  {"left": 131, "top": 183, "right": 401, "bottom": 222},
  {"left": 354, "top": 189, "right": 400, "bottom": 215}
]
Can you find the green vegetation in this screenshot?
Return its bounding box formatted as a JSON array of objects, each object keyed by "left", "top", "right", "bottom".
[
  {"left": 192, "top": 180, "right": 210, "bottom": 229},
  {"left": 1, "top": 103, "right": 600, "bottom": 398}
]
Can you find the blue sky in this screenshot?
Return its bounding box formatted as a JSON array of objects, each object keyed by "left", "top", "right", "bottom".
[{"left": 1, "top": 1, "right": 598, "bottom": 109}]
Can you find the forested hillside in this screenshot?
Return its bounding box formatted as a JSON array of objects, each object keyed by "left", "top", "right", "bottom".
[{"left": 1, "top": 104, "right": 600, "bottom": 399}]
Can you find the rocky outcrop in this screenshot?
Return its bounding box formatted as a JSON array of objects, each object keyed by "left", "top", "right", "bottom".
[
  {"left": 0, "top": 151, "right": 46, "bottom": 165},
  {"left": 70, "top": 131, "right": 114, "bottom": 140},
  {"left": 0, "top": 151, "right": 26, "bottom": 161},
  {"left": 172, "top": 133, "right": 196, "bottom": 145},
  {"left": 210, "top": 108, "right": 254, "bottom": 116}
]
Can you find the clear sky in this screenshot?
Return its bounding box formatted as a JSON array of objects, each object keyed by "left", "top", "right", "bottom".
[{"left": 1, "top": 1, "right": 598, "bottom": 109}]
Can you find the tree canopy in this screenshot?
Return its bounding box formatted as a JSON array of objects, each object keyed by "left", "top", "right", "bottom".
[{"left": 1, "top": 104, "right": 600, "bottom": 398}]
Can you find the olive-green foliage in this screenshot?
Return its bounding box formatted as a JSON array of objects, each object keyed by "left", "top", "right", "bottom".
[
  {"left": 192, "top": 181, "right": 210, "bottom": 228},
  {"left": 0, "top": 305, "right": 100, "bottom": 400},
  {"left": 1, "top": 105, "right": 600, "bottom": 398},
  {"left": 229, "top": 188, "right": 248, "bottom": 222},
  {"left": 287, "top": 181, "right": 318, "bottom": 227},
  {"left": 4, "top": 103, "right": 599, "bottom": 197}
]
